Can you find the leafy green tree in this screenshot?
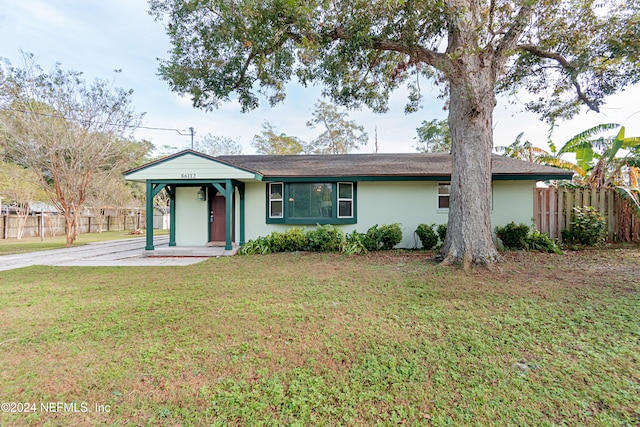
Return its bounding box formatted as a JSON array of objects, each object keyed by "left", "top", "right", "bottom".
[
  {"left": 306, "top": 100, "right": 368, "bottom": 154},
  {"left": 194, "top": 134, "right": 243, "bottom": 156},
  {"left": 0, "top": 54, "right": 146, "bottom": 247},
  {"left": 149, "top": 0, "right": 639, "bottom": 267},
  {"left": 415, "top": 119, "right": 451, "bottom": 153},
  {"left": 251, "top": 122, "right": 307, "bottom": 155}
]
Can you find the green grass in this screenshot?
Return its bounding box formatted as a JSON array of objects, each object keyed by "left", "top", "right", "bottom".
[
  {"left": 0, "top": 249, "right": 639, "bottom": 426},
  {"left": 0, "top": 230, "right": 168, "bottom": 255}
]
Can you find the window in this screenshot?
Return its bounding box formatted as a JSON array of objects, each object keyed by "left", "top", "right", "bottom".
[
  {"left": 438, "top": 182, "right": 450, "bottom": 209},
  {"left": 436, "top": 182, "right": 494, "bottom": 210},
  {"left": 290, "top": 183, "right": 332, "bottom": 218},
  {"left": 269, "top": 183, "right": 283, "bottom": 218},
  {"left": 267, "top": 182, "right": 356, "bottom": 224},
  {"left": 338, "top": 182, "right": 353, "bottom": 218}
]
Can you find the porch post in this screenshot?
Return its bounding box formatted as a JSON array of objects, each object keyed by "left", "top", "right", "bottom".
[
  {"left": 238, "top": 182, "right": 245, "bottom": 245},
  {"left": 166, "top": 186, "right": 176, "bottom": 247},
  {"left": 224, "top": 179, "right": 233, "bottom": 250},
  {"left": 145, "top": 181, "right": 154, "bottom": 250}
]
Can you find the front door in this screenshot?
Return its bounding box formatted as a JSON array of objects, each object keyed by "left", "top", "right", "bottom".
[{"left": 209, "top": 194, "right": 227, "bottom": 245}]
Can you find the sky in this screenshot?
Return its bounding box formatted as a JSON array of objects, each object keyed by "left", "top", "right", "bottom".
[{"left": 1, "top": 0, "right": 639, "bottom": 156}]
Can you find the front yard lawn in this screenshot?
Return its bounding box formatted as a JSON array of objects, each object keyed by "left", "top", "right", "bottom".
[{"left": 0, "top": 249, "right": 638, "bottom": 426}]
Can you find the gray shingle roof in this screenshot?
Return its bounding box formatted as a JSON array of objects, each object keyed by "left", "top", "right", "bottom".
[{"left": 216, "top": 153, "right": 573, "bottom": 179}]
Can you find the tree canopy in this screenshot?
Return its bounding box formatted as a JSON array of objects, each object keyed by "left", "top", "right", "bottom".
[
  {"left": 306, "top": 100, "right": 368, "bottom": 154},
  {"left": 149, "top": 0, "right": 638, "bottom": 119},
  {"left": 149, "top": 0, "right": 639, "bottom": 266},
  {"left": 252, "top": 121, "right": 307, "bottom": 154},
  {"left": 194, "top": 134, "right": 244, "bottom": 155},
  {"left": 415, "top": 119, "right": 451, "bottom": 153}
]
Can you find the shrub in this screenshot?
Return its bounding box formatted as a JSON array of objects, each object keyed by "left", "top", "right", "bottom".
[
  {"left": 268, "top": 231, "right": 287, "bottom": 252},
  {"left": 280, "top": 227, "right": 309, "bottom": 251},
  {"left": 240, "top": 228, "right": 309, "bottom": 254},
  {"left": 561, "top": 206, "right": 607, "bottom": 246},
  {"left": 495, "top": 222, "right": 529, "bottom": 249},
  {"left": 415, "top": 223, "right": 438, "bottom": 250},
  {"left": 343, "top": 231, "right": 369, "bottom": 255},
  {"left": 238, "top": 236, "right": 272, "bottom": 255},
  {"left": 306, "top": 224, "right": 345, "bottom": 252},
  {"left": 437, "top": 223, "right": 448, "bottom": 243},
  {"left": 378, "top": 223, "right": 403, "bottom": 250},
  {"left": 524, "top": 229, "right": 562, "bottom": 254},
  {"left": 364, "top": 225, "right": 382, "bottom": 251}
]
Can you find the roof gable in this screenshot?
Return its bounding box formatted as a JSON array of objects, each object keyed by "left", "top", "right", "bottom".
[{"left": 124, "top": 150, "right": 257, "bottom": 182}]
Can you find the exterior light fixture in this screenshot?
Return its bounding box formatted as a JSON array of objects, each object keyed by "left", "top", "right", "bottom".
[{"left": 197, "top": 187, "right": 206, "bottom": 201}]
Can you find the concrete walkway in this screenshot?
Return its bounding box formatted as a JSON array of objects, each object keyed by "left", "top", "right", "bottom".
[{"left": 0, "top": 236, "right": 216, "bottom": 272}]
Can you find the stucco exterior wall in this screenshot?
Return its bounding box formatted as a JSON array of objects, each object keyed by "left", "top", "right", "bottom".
[
  {"left": 243, "top": 180, "right": 536, "bottom": 248},
  {"left": 491, "top": 181, "right": 536, "bottom": 227},
  {"left": 175, "top": 186, "right": 209, "bottom": 246}
]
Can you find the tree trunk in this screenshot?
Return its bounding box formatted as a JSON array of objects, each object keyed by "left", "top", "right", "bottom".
[
  {"left": 65, "top": 213, "right": 75, "bottom": 247},
  {"left": 63, "top": 206, "right": 78, "bottom": 248},
  {"left": 440, "top": 65, "right": 500, "bottom": 267}
]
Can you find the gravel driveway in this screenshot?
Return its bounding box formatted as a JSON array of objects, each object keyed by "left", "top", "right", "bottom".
[{"left": 0, "top": 236, "right": 209, "bottom": 272}]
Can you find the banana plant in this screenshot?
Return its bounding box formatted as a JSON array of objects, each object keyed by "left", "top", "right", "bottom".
[
  {"left": 556, "top": 124, "right": 640, "bottom": 188},
  {"left": 495, "top": 132, "right": 585, "bottom": 174},
  {"left": 616, "top": 186, "right": 640, "bottom": 217}
]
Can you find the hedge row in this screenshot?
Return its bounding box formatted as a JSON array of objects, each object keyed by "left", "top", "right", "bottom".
[
  {"left": 238, "top": 223, "right": 404, "bottom": 255},
  {"left": 240, "top": 216, "right": 599, "bottom": 256}
]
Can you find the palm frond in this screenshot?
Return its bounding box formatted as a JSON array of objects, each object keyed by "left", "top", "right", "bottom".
[
  {"left": 558, "top": 123, "right": 619, "bottom": 154},
  {"left": 574, "top": 145, "right": 594, "bottom": 172},
  {"left": 608, "top": 127, "right": 626, "bottom": 162},
  {"left": 537, "top": 156, "right": 585, "bottom": 176},
  {"left": 622, "top": 137, "right": 640, "bottom": 149}
]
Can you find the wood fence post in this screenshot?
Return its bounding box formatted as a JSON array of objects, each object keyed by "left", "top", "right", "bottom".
[
  {"left": 608, "top": 189, "right": 616, "bottom": 240},
  {"left": 549, "top": 186, "right": 556, "bottom": 238},
  {"left": 533, "top": 189, "right": 540, "bottom": 231},
  {"left": 565, "top": 190, "right": 574, "bottom": 232},
  {"left": 556, "top": 188, "right": 564, "bottom": 239}
]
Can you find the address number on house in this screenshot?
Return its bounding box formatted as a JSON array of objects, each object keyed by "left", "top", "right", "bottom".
[{"left": 181, "top": 173, "right": 196, "bottom": 179}]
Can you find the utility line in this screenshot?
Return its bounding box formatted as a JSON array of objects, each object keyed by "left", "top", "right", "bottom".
[{"left": 4, "top": 107, "right": 195, "bottom": 143}]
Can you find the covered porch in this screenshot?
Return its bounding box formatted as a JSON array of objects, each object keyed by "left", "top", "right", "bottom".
[
  {"left": 143, "top": 179, "right": 246, "bottom": 252},
  {"left": 124, "top": 150, "right": 257, "bottom": 256}
]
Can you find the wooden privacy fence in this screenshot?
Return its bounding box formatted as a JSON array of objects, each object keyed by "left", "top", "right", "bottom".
[
  {"left": 1, "top": 213, "right": 169, "bottom": 239},
  {"left": 534, "top": 186, "right": 640, "bottom": 242}
]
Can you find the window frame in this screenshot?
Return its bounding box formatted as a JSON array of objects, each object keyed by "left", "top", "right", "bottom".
[
  {"left": 437, "top": 182, "right": 450, "bottom": 210},
  {"left": 266, "top": 181, "right": 356, "bottom": 225},
  {"left": 337, "top": 182, "right": 354, "bottom": 219},
  {"left": 268, "top": 182, "right": 284, "bottom": 218},
  {"left": 436, "top": 181, "right": 493, "bottom": 210}
]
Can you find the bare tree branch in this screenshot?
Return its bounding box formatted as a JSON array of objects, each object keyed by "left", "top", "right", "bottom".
[{"left": 518, "top": 44, "right": 600, "bottom": 112}]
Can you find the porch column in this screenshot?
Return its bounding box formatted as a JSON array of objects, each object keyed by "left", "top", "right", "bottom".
[
  {"left": 165, "top": 186, "right": 176, "bottom": 247},
  {"left": 145, "top": 181, "right": 154, "bottom": 250},
  {"left": 238, "top": 182, "right": 245, "bottom": 245},
  {"left": 225, "top": 179, "right": 233, "bottom": 250}
]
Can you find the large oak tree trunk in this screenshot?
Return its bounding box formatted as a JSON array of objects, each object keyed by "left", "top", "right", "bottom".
[{"left": 440, "top": 62, "right": 500, "bottom": 267}]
